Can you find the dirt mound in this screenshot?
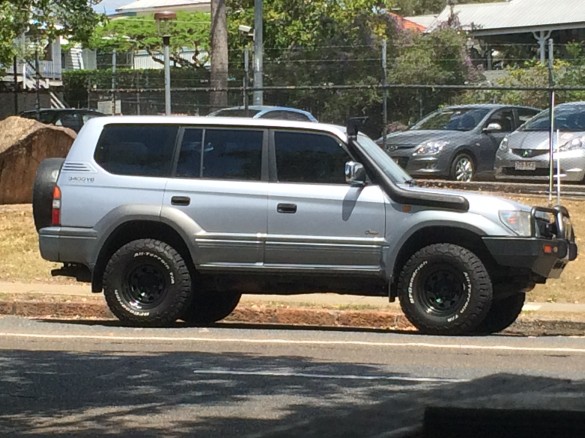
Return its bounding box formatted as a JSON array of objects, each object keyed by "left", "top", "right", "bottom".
[{"left": 0, "top": 116, "right": 76, "bottom": 204}]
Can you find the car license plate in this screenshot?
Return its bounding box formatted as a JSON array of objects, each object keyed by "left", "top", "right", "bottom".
[{"left": 514, "top": 161, "right": 536, "bottom": 171}]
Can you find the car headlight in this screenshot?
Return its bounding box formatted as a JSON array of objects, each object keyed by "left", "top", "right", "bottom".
[
  {"left": 498, "top": 137, "right": 509, "bottom": 152},
  {"left": 499, "top": 210, "right": 532, "bottom": 236},
  {"left": 556, "top": 136, "right": 585, "bottom": 152},
  {"left": 414, "top": 140, "right": 449, "bottom": 155}
]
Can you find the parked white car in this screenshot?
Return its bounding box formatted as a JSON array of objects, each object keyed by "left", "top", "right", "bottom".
[{"left": 495, "top": 101, "right": 585, "bottom": 182}]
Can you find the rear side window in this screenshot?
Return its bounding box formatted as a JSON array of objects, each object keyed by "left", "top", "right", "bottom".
[
  {"left": 274, "top": 131, "right": 350, "bottom": 184},
  {"left": 176, "top": 128, "right": 263, "bottom": 180},
  {"left": 94, "top": 125, "right": 178, "bottom": 177}
]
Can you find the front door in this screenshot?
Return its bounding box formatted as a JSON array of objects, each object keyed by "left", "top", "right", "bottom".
[{"left": 265, "top": 130, "right": 387, "bottom": 273}]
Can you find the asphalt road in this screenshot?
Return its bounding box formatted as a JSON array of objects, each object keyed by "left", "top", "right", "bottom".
[{"left": 1, "top": 315, "right": 584, "bottom": 437}]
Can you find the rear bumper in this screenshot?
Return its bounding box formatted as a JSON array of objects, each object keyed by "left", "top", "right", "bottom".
[{"left": 39, "top": 226, "right": 98, "bottom": 269}]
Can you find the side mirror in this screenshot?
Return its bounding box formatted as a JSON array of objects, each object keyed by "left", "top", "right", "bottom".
[
  {"left": 345, "top": 161, "right": 366, "bottom": 186},
  {"left": 484, "top": 122, "right": 502, "bottom": 132}
]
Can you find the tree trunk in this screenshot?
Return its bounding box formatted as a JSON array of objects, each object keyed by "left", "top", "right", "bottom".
[{"left": 210, "top": 0, "right": 228, "bottom": 111}]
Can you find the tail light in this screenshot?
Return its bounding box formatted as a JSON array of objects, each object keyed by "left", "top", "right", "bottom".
[{"left": 51, "top": 185, "right": 61, "bottom": 226}]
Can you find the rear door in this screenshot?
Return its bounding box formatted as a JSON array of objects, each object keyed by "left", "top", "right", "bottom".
[
  {"left": 265, "top": 130, "right": 386, "bottom": 273},
  {"left": 163, "top": 127, "right": 268, "bottom": 267}
]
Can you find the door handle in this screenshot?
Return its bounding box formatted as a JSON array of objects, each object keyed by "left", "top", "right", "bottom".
[
  {"left": 171, "top": 196, "right": 191, "bottom": 206},
  {"left": 277, "top": 203, "right": 297, "bottom": 214}
]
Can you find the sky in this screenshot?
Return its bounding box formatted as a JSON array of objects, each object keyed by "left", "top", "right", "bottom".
[{"left": 92, "top": 0, "right": 134, "bottom": 15}]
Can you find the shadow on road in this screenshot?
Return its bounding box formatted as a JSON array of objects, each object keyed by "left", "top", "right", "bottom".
[{"left": 1, "top": 349, "right": 584, "bottom": 437}]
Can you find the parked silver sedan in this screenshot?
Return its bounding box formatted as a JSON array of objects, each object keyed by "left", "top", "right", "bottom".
[{"left": 494, "top": 101, "right": 585, "bottom": 183}]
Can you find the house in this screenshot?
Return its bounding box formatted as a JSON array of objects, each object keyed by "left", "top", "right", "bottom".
[
  {"left": 111, "top": 0, "right": 210, "bottom": 17},
  {"left": 423, "top": 0, "right": 585, "bottom": 68}
]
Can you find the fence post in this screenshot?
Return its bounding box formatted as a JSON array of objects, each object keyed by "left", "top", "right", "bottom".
[{"left": 243, "top": 46, "right": 250, "bottom": 112}]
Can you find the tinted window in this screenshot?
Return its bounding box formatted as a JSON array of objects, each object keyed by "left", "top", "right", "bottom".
[
  {"left": 56, "top": 113, "right": 81, "bottom": 131},
  {"left": 210, "top": 108, "right": 261, "bottom": 117},
  {"left": 261, "top": 110, "right": 310, "bottom": 121},
  {"left": 94, "top": 125, "right": 178, "bottom": 177},
  {"left": 522, "top": 105, "right": 585, "bottom": 132},
  {"left": 176, "top": 128, "right": 263, "bottom": 180},
  {"left": 275, "top": 131, "right": 350, "bottom": 184},
  {"left": 518, "top": 108, "right": 539, "bottom": 125},
  {"left": 486, "top": 109, "right": 514, "bottom": 132},
  {"left": 413, "top": 108, "right": 489, "bottom": 131}
]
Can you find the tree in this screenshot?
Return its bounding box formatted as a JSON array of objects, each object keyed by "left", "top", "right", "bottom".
[
  {"left": 210, "top": 0, "right": 228, "bottom": 109},
  {"left": 225, "top": 1, "right": 477, "bottom": 133},
  {"left": 87, "top": 12, "right": 211, "bottom": 69},
  {"left": 0, "top": 0, "right": 102, "bottom": 75}
]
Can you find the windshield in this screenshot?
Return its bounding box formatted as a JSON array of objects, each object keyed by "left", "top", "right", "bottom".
[
  {"left": 355, "top": 133, "right": 413, "bottom": 184},
  {"left": 521, "top": 105, "right": 585, "bottom": 132},
  {"left": 210, "top": 109, "right": 262, "bottom": 117},
  {"left": 411, "top": 107, "right": 490, "bottom": 131}
]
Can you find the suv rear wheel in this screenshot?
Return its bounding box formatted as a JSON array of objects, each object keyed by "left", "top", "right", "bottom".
[
  {"left": 397, "top": 243, "right": 493, "bottom": 335},
  {"left": 103, "top": 239, "right": 193, "bottom": 326}
]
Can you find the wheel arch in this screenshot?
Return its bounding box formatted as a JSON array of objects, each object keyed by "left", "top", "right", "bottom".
[
  {"left": 92, "top": 220, "right": 193, "bottom": 292},
  {"left": 389, "top": 226, "right": 495, "bottom": 300},
  {"left": 450, "top": 147, "right": 478, "bottom": 169}
]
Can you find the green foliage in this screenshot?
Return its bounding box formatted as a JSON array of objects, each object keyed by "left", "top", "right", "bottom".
[
  {"left": 0, "top": 0, "right": 103, "bottom": 74},
  {"left": 455, "top": 59, "right": 585, "bottom": 109},
  {"left": 87, "top": 11, "right": 211, "bottom": 68},
  {"left": 225, "top": 1, "right": 476, "bottom": 134}
]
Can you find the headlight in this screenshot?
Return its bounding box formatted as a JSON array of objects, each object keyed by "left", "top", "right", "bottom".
[
  {"left": 556, "top": 136, "right": 585, "bottom": 152},
  {"left": 414, "top": 140, "right": 449, "bottom": 155},
  {"left": 498, "top": 137, "right": 509, "bottom": 152},
  {"left": 499, "top": 210, "right": 532, "bottom": 236}
]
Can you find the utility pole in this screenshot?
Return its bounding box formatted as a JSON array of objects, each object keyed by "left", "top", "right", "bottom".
[
  {"left": 253, "top": 0, "right": 263, "bottom": 105},
  {"left": 210, "top": 0, "right": 228, "bottom": 110},
  {"left": 381, "top": 39, "right": 388, "bottom": 150},
  {"left": 547, "top": 38, "right": 557, "bottom": 205}
]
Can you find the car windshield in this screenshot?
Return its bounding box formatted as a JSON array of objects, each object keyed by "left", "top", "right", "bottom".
[
  {"left": 355, "top": 133, "right": 413, "bottom": 184},
  {"left": 210, "top": 109, "right": 262, "bottom": 117},
  {"left": 411, "top": 107, "right": 490, "bottom": 131},
  {"left": 521, "top": 105, "right": 585, "bottom": 132}
]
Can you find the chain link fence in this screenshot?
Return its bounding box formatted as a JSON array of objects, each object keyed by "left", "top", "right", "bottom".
[{"left": 70, "top": 45, "right": 585, "bottom": 186}]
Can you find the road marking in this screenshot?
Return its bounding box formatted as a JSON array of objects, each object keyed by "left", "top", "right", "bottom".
[
  {"left": 1, "top": 332, "right": 585, "bottom": 353},
  {"left": 192, "top": 369, "right": 466, "bottom": 383},
  {"left": 522, "top": 304, "right": 542, "bottom": 311}
]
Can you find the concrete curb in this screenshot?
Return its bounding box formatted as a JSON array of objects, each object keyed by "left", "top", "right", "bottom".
[
  {"left": 1, "top": 295, "right": 585, "bottom": 336},
  {"left": 0, "top": 297, "right": 414, "bottom": 330}
]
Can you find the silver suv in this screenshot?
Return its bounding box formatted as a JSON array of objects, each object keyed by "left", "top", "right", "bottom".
[{"left": 33, "top": 116, "right": 577, "bottom": 335}]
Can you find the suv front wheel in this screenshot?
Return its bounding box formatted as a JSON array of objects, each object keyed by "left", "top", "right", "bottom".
[
  {"left": 397, "top": 243, "right": 493, "bottom": 335},
  {"left": 103, "top": 239, "right": 193, "bottom": 326}
]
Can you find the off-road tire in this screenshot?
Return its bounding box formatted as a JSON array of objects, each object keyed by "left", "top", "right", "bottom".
[
  {"left": 181, "top": 290, "right": 242, "bottom": 325},
  {"left": 397, "top": 243, "right": 493, "bottom": 335},
  {"left": 32, "top": 158, "right": 65, "bottom": 231},
  {"left": 474, "top": 292, "right": 525, "bottom": 334},
  {"left": 103, "top": 239, "right": 193, "bottom": 327},
  {"left": 450, "top": 153, "right": 475, "bottom": 182}
]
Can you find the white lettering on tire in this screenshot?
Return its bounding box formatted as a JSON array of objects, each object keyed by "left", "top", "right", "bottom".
[{"left": 408, "top": 261, "right": 428, "bottom": 304}]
